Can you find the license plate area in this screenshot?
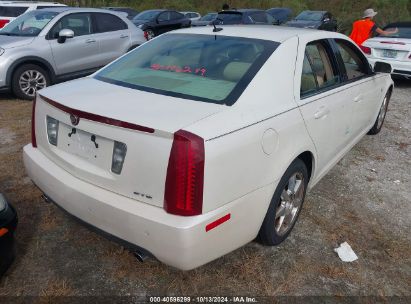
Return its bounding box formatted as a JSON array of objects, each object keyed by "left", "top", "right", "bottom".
[
  {"left": 382, "top": 49, "right": 397, "bottom": 58},
  {"left": 58, "top": 122, "right": 113, "bottom": 167}
]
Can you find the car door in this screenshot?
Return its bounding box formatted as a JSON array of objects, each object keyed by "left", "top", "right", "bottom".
[
  {"left": 47, "top": 13, "right": 100, "bottom": 75},
  {"left": 296, "top": 39, "right": 355, "bottom": 179},
  {"left": 92, "top": 12, "right": 131, "bottom": 66},
  {"left": 332, "top": 39, "right": 382, "bottom": 138}
]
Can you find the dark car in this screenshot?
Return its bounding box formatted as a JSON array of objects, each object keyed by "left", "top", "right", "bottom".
[
  {"left": 0, "top": 193, "right": 17, "bottom": 277},
  {"left": 132, "top": 9, "right": 191, "bottom": 40},
  {"left": 285, "top": 10, "right": 337, "bottom": 31},
  {"left": 191, "top": 12, "right": 217, "bottom": 27},
  {"left": 266, "top": 7, "right": 292, "bottom": 25},
  {"left": 215, "top": 9, "right": 276, "bottom": 25},
  {"left": 102, "top": 7, "right": 139, "bottom": 20}
]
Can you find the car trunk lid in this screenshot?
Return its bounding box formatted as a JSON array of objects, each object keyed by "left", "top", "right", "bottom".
[{"left": 34, "top": 77, "right": 224, "bottom": 208}]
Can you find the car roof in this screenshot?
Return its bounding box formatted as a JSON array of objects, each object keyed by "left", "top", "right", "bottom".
[
  {"left": 298, "top": 10, "right": 327, "bottom": 14},
  {"left": 173, "top": 25, "right": 346, "bottom": 43},
  {"left": 220, "top": 9, "right": 265, "bottom": 13},
  {"left": 0, "top": 1, "right": 65, "bottom": 6},
  {"left": 36, "top": 7, "right": 125, "bottom": 14}
]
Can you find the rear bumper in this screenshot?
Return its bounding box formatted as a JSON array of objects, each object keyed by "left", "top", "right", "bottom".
[{"left": 23, "top": 145, "right": 273, "bottom": 270}]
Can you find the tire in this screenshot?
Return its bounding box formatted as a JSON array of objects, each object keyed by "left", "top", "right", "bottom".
[
  {"left": 145, "top": 29, "right": 155, "bottom": 40},
  {"left": 367, "top": 90, "right": 391, "bottom": 135},
  {"left": 258, "top": 158, "right": 308, "bottom": 246},
  {"left": 12, "top": 64, "right": 50, "bottom": 100}
]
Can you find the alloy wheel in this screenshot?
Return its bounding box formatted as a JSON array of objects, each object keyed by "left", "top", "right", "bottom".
[{"left": 19, "top": 70, "right": 47, "bottom": 98}]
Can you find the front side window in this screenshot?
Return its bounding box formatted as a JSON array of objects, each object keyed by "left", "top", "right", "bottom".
[
  {"left": 49, "top": 13, "right": 92, "bottom": 39},
  {"left": 0, "top": 10, "right": 58, "bottom": 37},
  {"left": 250, "top": 12, "right": 267, "bottom": 24},
  {"left": 94, "top": 13, "right": 127, "bottom": 33},
  {"left": 335, "top": 39, "right": 369, "bottom": 80},
  {"left": 95, "top": 34, "right": 279, "bottom": 105}
]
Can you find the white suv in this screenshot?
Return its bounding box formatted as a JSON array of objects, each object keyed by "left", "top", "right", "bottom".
[{"left": 0, "top": 1, "right": 66, "bottom": 28}]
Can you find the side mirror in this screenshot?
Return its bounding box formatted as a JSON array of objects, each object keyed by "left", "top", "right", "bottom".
[
  {"left": 374, "top": 61, "right": 392, "bottom": 74},
  {"left": 57, "top": 28, "right": 74, "bottom": 44}
]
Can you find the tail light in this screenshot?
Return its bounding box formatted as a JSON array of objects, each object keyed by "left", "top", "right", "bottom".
[
  {"left": 46, "top": 116, "right": 59, "bottom": 146},
  {"left": 409, "top": 54, "right": 411, "bottom": 59},
  {"left": 359, "top": 45, "right": 371, "bottom": 55},
  {"left": 111, "top": 141, "right": 127, "bottom": 174},
  {"left": 0, "top": 19, "right": 9, "bottom": 28},
  {"left": 164, "top": 130, "right": 204, "bottom": 216},
  {"left": 380, "top": 41, "right": 405, "bottom": 45},
  {"left": 144, "top": 31, "right": 149, "bottom": 41},
  {"left": 31, "top": 98, "right": 37, "bottom": 148}
]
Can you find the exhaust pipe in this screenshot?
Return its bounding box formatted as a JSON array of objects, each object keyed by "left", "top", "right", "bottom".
[{"left": 133, "top": 250, "right": 149, "bottom": 263}]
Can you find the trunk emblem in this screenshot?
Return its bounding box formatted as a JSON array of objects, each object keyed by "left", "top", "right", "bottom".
[{"left": 70, "top": 114, "right": 80, "bottom": 126}]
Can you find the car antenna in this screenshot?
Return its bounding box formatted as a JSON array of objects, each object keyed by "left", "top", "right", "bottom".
[{"left": 212, "top": 19, "right": 223, "bottom": 33}]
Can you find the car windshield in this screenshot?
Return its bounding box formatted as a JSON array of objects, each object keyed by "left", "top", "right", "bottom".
[
  {"left": 200, "top": 13, "right": 217, "bottom": 21},
  {"left": 295, "top": 11, "right": 323, "bottom": 21},
  {"left": 0, "top": 10, "right": 58, "bottom": 36},
  {"left": 133, "top": 10, "right": 161, "bottom": 21},
  {"left": 95, "top": 34, "right": 279, "bottom": 106},
  {"left": 382, "top": 25, "right": 411, "bottom": 39}
]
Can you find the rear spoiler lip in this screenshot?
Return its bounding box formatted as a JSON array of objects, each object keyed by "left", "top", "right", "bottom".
[{"left": 39, "top": 94, "right": 155, "bottom": 134}]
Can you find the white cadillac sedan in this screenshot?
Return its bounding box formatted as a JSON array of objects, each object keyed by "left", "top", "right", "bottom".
[
  {"left": 362, "top": 22, "right": 411, "bottom": 79},
  {"left": 23, "top": 26, "right": 393, "bottom": 270}
]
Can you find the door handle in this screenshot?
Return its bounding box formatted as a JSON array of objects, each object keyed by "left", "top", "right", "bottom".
[
  {"left": 354, "top": 94, "right": 363, "bottom": 102},
  {"left": 120, "top": 34, "right": 129, "bottom": 39},
  {"left": 85, "top": 39, "right": 96, "bottom": 43},
  {"left": 314, "top": 107, "right": 330, "bottom": 119}
]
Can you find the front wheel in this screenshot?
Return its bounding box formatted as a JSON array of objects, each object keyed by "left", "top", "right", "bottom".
[
  {"left": 12, "top": 64, "right": 50, "bottom": 100},
  {"left": 368, "top": 90, "right": 391, "bottom": 135},
  {"left": 258, "top": 159, "right": 308, "bottom": 246}
]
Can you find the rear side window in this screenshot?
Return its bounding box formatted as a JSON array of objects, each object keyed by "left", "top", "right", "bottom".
[
  {"left": 0, "top": 6, "right": 28, "bottom": 17},
  {"left": 217, "top": 13, "right": 243, "bottom": 24},
  {"left": 94, "top": 13, "right": 127, "bottom": 32},
  {"left": 49, "top": 13, "right": 92, "bottom": 38},
  {"left": 170, "top": 11, "right": 183, "bottom": 20},
  {"left": 95, "top": 34, "right": 279, "bottom": 105},
  {"left": 335, "top": 39, "right": 369, "bottom": 80}
]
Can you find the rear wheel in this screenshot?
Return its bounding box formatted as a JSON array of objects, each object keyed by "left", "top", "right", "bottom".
[
  {"left": 12, "top": 64, "right": 50, "bottom": 100},
  {"left": 368, "top": 90, "right": 391, "bottom": 135},
  {"left": 258, "top": 159, "right": 308, "bottom": 246}
]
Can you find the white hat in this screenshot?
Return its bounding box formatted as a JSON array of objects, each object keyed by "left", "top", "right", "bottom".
[{"left": 363, "top": 8, "right": 378, "bottom": 18}]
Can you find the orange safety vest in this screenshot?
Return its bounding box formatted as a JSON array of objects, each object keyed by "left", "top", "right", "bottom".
[{"left": 349, "top": 19, "right": 376, "bottom": 46}]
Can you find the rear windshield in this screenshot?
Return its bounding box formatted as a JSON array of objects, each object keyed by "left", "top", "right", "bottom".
[
  {"left": 95, "top": 34, "right": 279, "bottom": 106},
  {"left": 383, "top": 24, "right": 411, "bottom": 39},
  {"left": 295, "top": 11, "right": 323, "bottom": 21},
  {"left": 0, "top": 6, "right": 28, "bottom": 17}
]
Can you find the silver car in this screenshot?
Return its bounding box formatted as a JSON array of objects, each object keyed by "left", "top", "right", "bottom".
[{"left": 0, "top": 7, "right": 145, "bottom": 99}]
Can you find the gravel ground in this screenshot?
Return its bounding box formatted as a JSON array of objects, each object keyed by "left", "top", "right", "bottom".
[{"left": 0, "top": 80, "right": 410, "bottom": 301}]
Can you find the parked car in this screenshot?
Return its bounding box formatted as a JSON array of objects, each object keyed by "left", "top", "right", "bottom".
[
  {"left": 23, "top": 26, "right": 393, "bottom": 270},
  {"left": 266, "top": 7, "right": 292, "bottom": 25},
  {"left": 215, "top": 9, "right": 276, "bottom": 25},
  {"left": 0, "top": 7, "right": 145, "bottom": 100},
  {"left": 132, "top": 9, "right": 191, "bottom": 40},
  {"left": 0, "top": 1, "right": 66, "bottom": 28},
  {"left": 362, "top": 22, "right": 411, "bottom": 79},
  {"left": 181, "top": 11, "right": 201, "bottom": 21},
  {"left": 0, "top": 193, "right": 17, "bottom": 277},
  {"left": 102, "top": 7, "right": 139, "bottom": 20},
  {"left": 286, "top": 10, "right": 337, "bottom": 31},
  {"left": 191, "top": 12, "right": 217, "bottom": 26}
]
